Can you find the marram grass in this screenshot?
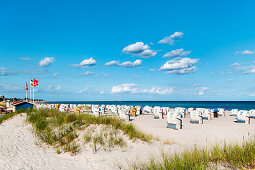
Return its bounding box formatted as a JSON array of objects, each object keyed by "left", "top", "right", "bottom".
[
  {"left": 26, "top": 108, "right": 152, "bottom": 155},
  {"left": 133, "top": 139, "right": 255, "bottom": 170},
  {"left": 0, "top": 108, "right": 25, "bottom": 124}
]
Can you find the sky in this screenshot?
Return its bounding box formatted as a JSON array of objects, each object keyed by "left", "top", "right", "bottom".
[{"left": 1, "top": 0, "right": 255, "bottom": 101}]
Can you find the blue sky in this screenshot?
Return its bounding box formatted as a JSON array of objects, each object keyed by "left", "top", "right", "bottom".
[{"left": 1, "top": 0, "right": 255, "bottom": 101}]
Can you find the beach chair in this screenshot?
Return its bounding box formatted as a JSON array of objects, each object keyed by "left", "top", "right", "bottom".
[
  {"left": 218, "top": 108, "right": 225, "bottom": 116},
  {"left": 166, "top": 111, "right": 182, "bottom": 130},
  {"left": 162, "top": 107, "right": 169, "bottom": 115},
  {"left": 230, "top": 109, "right": 238, "bottom": 116},
  {"left": 91, "top": 105, "right": 100, "bottom": 117},
  {"left": 201, "top": 109, "right": 212, "bottom": 120},
  {"left": 236, "top": 110, "right": 250, "bottom": 124},
  {"left": 190, "top": 110, "right": 203, "bottom": 124},
  {"left": 143, "top": 106, "right": 152, "bottom": 114},
  {"left": 119, "top": 108, "right": 130, "bottom": 121},
  {"left": 249, "top": 110, "right": 255, "bottom": 119},
  {"left": 153, "top": 106, "right": 163, "bottom": 119}
]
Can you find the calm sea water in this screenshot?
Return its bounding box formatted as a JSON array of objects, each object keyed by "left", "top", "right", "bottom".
[{"left": 45, "top": 101, "right": 255, "bottom": 110}]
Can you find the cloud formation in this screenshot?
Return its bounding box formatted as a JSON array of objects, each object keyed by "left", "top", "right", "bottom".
[
  {"left": 105, "top": 59, "right": 142, "bottom": 68},
  {"left": 111, "top": 83, "right": 173, "bottom": 95},
  {"left": 236, "top": 50, "right": 255, "bottom": 55},
  {"left": 80, "top": 58, "right": 96, "bottom": 66},
  {"left": 52, "top": 73, "right": 59, "bottom": 78},
  {"left": 197, "top": 86, "right": 209, "bottom": 95},
  {"left": 158, "top": 32, "right": 183, "bottom": 45},
  {"left": 230, "top": 62, "right": 255, "bottom": 74},
  {"left": 77, "top": 87, "right": 88, "bottom": 94},
  {"left": 0, "top": 68, "right": 17, "bottom": 76},
  {"left": 122, "top": 42, "right": 156, "bottom": 58},
  {"left": 160, "top": 57, "right": 199, "bottom": 74},
  {"left": 39, "top": 57, "right": 55, "bottom": 67},
  {"left": 83, "top": 71, "right": 94, "bottom": 76},
  {"left": 70, "top": 58, "right": 96, "bottom": 68},
  {"left": 20, "top": 57, "right": 32, "bottom": 61},
  {"left": 0, "top": 83, "right": 22, "bottom": 92},
  {"left": 163, "top": 48, "right": 191, "bottom": 58}
]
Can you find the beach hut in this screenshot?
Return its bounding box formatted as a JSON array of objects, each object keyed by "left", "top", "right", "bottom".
[{"left": 166, "top": 111, "right": 182, "bottom": 130}]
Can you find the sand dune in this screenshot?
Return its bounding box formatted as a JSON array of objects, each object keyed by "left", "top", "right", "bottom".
[{"left": 0, "top": 112, "right": 254, "bottom": 170}]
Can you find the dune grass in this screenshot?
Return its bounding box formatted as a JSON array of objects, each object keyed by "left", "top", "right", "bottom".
[
  {"left": 133, "top": 138, "right": 255, "bottom": 169},
  {"left": 26, "top": 108, "right": 152, "bottom": 154},
  {"left": 0, "top": 108, "right": 25, "bottom": 125}
]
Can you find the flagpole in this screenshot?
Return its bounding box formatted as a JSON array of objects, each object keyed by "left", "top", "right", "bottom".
[
  {"left": 30, "top": 82, "right": 31, "bottom": 102},
  {"left": 33, "top": 86, "right": 34, "bottom": 104},
  {"left": 26, "top": 81, "right": 27, "bottom": 102}
]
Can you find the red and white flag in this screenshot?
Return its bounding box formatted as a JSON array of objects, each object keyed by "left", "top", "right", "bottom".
[{"left": 30, "top": 78, "right": 39, "bottom": 87}]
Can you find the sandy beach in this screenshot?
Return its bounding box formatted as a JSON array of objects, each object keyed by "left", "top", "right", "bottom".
[{"left": 0, "top": 111, "right": 254, "bottom": 170}]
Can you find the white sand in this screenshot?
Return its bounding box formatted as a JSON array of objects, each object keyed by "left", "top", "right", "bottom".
[{"left": 0, "top": 112, "right": 254, "bottom": 170}]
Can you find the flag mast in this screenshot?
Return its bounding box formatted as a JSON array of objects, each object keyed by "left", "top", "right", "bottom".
[{"left": 26, "top": 81, "right": 28, "bottom": 102}]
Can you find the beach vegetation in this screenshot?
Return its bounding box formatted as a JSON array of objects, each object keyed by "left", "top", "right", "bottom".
[
  {"left": 132, "top": 138, "right": 255, "bottom": 169},
  {"left": 26, "top": 108, "right": 151, "bottom": 155},
  {"left": 0, "top": 108, "right": 26, "bottom": 124}
]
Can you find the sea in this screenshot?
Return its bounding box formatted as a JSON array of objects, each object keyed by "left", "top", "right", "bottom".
[{"left": 45, "top": 101, "right": 255, "bottom": 110}]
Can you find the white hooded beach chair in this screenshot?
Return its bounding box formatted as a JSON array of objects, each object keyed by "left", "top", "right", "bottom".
[
  {"left": 218, "top": 108, "right": 225, "bottom": 116},
  {"left": 166, "top": 111, "right": 182, "bottom": 130},
  {"left": 201, "top": 109, "right": 212, "bottom": 120},
  {"left": 92, "top": 105, "right": 100, "bottom": 117},
  {"left": 119, "top": 108, "right": 130, "bottom": 121},
  {"left": 153, "top": 106, "right": 163, "bottom": 119},
  {"left": 249, "top": 110, "right": 255, "bottom": 119},
  {"left": 143, "top": 106, "right": 152, "bottom": 114},
  {"left": 231, "top": 109, "right": 238, "bottom": 116},
  {"left": 190, "top": 110, "right": 203, "bottom": 124},
  {"left": 162, "top": 107, "right": 169, "bottom": 115},
  {"left": 236, "top": 110, "right": 250, "bottom": 124}
]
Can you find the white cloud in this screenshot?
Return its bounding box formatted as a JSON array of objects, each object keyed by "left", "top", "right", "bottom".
[
  {"left": 70, "top": 58, "right": 96, "bottom": 68},
  {"left": 105, "top": 59, "right": 142, "bottom": 68},
  {"left": 122, "top": 42, "right": 156, "bottom": 58},
  {"left": 149, "top": 69, "right": 156, "bottom": 72},
  {"left": 112, "top": 84, "right": 138, "bottom": 94},
  {"left": 52, "top": 73, "right": 59, "bottom": 78},
  {"left": 83, "top": 71, "right": 94, "bottom": 76},
  {"left": 158, "top": 32, "right": 183, "bottom": 45},
  {"left": 0, "top": 83, "right": 22, "bottom": 91},
  {"left": 236, "top": 50, "right": 255, "bottom": 55},
  {"left": 0, "top": 68, "right": 17, "bottom": 76},
  {"left": 142, "top": 86, "right": 173, "bottom": 95},
  {"left": 56, "top": 85, "right": 62, "bottom": 91},
  {"left": 160, "top": 57, "right": 199, "bottom": 74},
  {"left": 77, "top": 87, "right": 88, "bottom": 94},
  {"left": 100, "top": 91, "right": 106, "bottom": 94},
  {"left": 39, "top": 57, "right": 55, "bottom": 67},
  {"left": 47, "top": 85, "right": 53, "bottom": 90},
  {"left": 163, "top": 48, "right": 191, "bottom": 58},
  {"left": 197, "top": 86, "right": 209, "bottom": 95},
  {"left": 20, "top": 57, "right": 32, "bottom": 61},
  {"left": 230, "top": 62, "right": 255, "bottom": 74},
  {"left": 111, "top": 83, "right": 173, "bottom": 95},
  {"left": 80, "top": 58, "right": 96, "bottom": 66}
]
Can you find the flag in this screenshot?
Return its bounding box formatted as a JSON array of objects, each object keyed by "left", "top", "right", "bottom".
[
  {"left": 31, "top": 78, "right": 39, "bottom": 87},
  {"left": 26, "top": 81, "right": 28, "bottom": 91}
]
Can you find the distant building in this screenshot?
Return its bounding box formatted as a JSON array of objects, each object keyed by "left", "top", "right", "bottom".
[
  {"left": 12, "top": 101, "right": 34, "bottom": 112},
  {"left": 0, "top": 96, "right": 4, "bottom": 101}
]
